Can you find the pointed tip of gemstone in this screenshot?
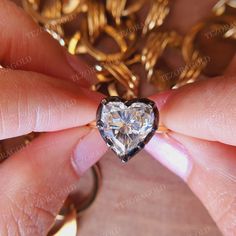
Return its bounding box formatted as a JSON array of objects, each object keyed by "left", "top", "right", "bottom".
[{"left": 121, "top": 158, "right": 128, "bottom": 163}]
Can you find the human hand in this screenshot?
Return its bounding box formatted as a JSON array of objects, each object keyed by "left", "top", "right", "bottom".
[
  {"left": 145, "top": 1, "right": 236, "bottom": 235},
  {"left": 0, "top": 0, "right": 107, "bottom": 235},
  {"left": 147, "top": 74, "right": 236, "bottom": 236},
  {"left": 146, "top": 73, "right": 236, "bottom": 236}
]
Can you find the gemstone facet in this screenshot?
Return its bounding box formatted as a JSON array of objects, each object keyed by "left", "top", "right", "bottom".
[{"left": 96, "top": 97, "right": 159, "bottom": 162}]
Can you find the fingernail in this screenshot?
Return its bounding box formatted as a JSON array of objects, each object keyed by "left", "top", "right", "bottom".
[
  {"left": 145, "top": 134, "right": 192, "bottom": 181},
  {"left": 79, "top": 87, "right": 104, "bottom": 103},
  {"left": 150, "top": 90, "right": 175, "bottom": 110},
  {"left": 65, "top": 52, "right": 97, "bottom": 86},
  {"left": 71, "top": 129, "right": 108, "bottom": 175}
]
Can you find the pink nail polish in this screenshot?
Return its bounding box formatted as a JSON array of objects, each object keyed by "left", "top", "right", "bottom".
[
  {"left": 71, "top": 129, "right": 108, "bottom": 175},
  {"left": 145, "top": 134, "right": 192, "bottom": 181}
]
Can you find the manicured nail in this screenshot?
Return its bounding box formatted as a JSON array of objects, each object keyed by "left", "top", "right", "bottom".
[
  {"left": 66, "top": 52, "right": 97, "bottom": 86},
  {"left": 71, "top": 129, "right": 108, "bottom": 175},
  {"left": 145, "top": 134, "right": 192, "bottom": 181}
]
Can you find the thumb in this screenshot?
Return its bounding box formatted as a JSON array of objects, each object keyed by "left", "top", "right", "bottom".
[
  {"left": 146, "top": 133, "right": 236, "bottom": 236},
  {"left": 0, "top": 127, "right": 107, "bottom": 235}
]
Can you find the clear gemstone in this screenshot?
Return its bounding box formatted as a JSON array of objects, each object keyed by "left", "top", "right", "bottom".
[{"left": 98, "top": 101, "right": 156, "bottom": 160}]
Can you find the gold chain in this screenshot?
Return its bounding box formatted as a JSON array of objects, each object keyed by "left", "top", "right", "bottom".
[{"left": 22, "top": 0, "right": 236, "bottom": 99}]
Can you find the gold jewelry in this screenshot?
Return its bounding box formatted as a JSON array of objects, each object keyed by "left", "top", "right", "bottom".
[
  {"left": 48, "top": 164, "right": 102, "bottom": 235},
  {"left": 86, "top": 0, "right": 107, "bottom": 42},
  {"left": 22, "top": 0, "right": 87, "bottom": 25},
  {"left": 22, "top": 0, "right": 236, "bottom": 97},
  {"left": 68, "top": 24, "right": 128, "bottom": 61},
  {"left": 86, "top": 96, "right": 169, "bottom": 162},
  {"left": 106, "top": 0, "right": 145, "bottom": 25}
]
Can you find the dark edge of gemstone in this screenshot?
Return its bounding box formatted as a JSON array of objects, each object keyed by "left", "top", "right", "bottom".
[{"left": 96, "top": 97, "right": 123, "bottom": 151}]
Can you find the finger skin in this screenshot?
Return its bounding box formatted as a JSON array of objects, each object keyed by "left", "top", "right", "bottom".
[
  {"left": 0, "top": 0, "right": 95, "bottom": 85},
  {"left": 146, "top": 133, "right": 236, "bottom": 236},
  {"left": 0, "top": 126, "right": 107, "bottom": 235},
  {"left": 152, "top": 75, "right": 236, "bottom": 146},
  {"left": 0, "top": 70, "right": 103, "bottom": 139}
]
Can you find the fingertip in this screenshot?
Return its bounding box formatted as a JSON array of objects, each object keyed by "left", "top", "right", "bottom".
[
  {"left": 145, "top": 133, "right": 192, "bottom": 181},
  {"left": 65, "top": 52, "right": 97, "bottom": 86},
  {"left": 149, "top": 90, "right": 174, "bottom": 111},
  {"left": 146, "top": 132, "right": 236, "bottom": 236},
  {"left": 71, "top": 129, "right": 108, "bottom": 175}
]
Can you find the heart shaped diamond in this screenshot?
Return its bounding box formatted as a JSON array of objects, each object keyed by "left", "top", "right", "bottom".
[{"left": 96, "top": 97, "right": 159, "bottom": 162}]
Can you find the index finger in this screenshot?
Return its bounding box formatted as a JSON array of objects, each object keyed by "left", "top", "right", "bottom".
[
  {"left": 0, "top": 0, "right": 95, "bottom": 86},
  {"left": 151, "top": 75, "right": 236, "bottom": 146}
]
